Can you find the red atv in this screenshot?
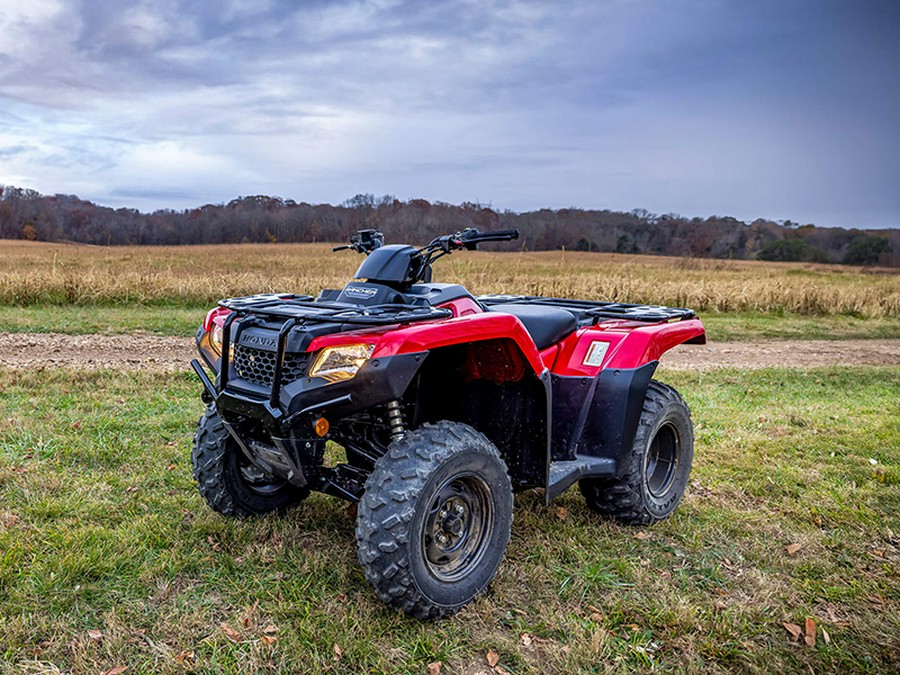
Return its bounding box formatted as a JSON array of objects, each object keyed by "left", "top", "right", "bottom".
[{"left": 190, "top": 228, "right": 705, "bottom": 619}]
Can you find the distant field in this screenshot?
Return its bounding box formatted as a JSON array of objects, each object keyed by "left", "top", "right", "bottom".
[
  {"left": 0, "top": 367, "right": 897, "bottom": 673},
  {"left": 0, "top": 240, "right": 897, "bottom": 318}
]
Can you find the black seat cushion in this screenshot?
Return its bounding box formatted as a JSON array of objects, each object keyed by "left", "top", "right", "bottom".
[{"left": 489, "top": 303, "right": 578, "bottom": 350}]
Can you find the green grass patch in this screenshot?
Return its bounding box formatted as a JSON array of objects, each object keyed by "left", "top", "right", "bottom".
[
  {"left": 0, "top": 305, "right": 202, "bottom": 335},
  {"left": 3, "top": 304, "right": 900, "bottom": 341},
  {"left": 0, "top": 367, "right": 898, "bottom": 672}
]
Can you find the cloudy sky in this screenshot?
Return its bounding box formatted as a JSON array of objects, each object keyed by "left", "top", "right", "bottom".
[{"left": 0, "top": 0, "right": 897, "bottom": 228}]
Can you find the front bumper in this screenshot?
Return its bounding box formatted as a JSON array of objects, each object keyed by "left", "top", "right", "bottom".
[{"left": 192, "top": 350, "right": 426, "bottom": 436}]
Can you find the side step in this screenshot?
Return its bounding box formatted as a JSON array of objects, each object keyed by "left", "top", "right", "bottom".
[{"left": 546, "top": 455, "right": 616, "bottom": 503}]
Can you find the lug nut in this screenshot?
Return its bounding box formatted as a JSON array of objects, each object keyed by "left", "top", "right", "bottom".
[
  {"left": 455, "top": 504, "right": 464, "bottom": 514},
  {"left": 439, "top": 510, "right": 448, "bottom": 519}
]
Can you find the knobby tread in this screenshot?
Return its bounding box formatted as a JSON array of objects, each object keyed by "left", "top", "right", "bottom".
[
  {"left": 579, "top": 381, "right": 693, "bottom": 525},
  {"left": 355, "top": 421, "right": 512, "bottom": 620},
  {"left": 191, "top": 404, "right": 307, "bottom": 519}
]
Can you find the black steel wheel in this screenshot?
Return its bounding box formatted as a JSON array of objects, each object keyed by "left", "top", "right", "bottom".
[
  {"left": 579, "top": 381, "right": 694, "bottom": 525},
  {"left": 356, "top": 421, "right": 513, "bottom": 620},
  {"left": 422, "top": 473, "right": 495, "bottom": 582},
  {"left": 191, "top": 404, "right": 309, "bottom": 518}
]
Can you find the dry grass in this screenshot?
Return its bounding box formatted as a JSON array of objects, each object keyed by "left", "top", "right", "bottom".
[{"left": 0, "top": 240, "right": 898, "bottom": 317}]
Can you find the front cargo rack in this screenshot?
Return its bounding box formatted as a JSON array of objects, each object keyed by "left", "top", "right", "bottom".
[
  {"left": 478, "top": 295, "right": 696, "bottom": 324},
  {"left": 219, "top": 294, "right": 453, "bottom": 325}
]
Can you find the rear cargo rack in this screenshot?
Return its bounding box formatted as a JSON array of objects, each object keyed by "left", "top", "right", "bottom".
[
  {"left": 478, "top": 295, "right": 695, "bottom": 324},
  {"left": 219, "top": 294, "right": 453, "bottom": 325}
]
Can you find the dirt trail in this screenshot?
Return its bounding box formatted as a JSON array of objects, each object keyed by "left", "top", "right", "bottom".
[{"left": 0, "top": 333, "right": 897, "bottom": 371}]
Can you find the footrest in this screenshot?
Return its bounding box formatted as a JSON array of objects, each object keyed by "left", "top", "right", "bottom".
[{"left": 547, "top": 455, "right": 616, "bottom": 503}]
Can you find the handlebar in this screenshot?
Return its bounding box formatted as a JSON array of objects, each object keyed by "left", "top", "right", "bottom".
[{"left": 463, "top": 228, "right": 519, "bottom": 243}]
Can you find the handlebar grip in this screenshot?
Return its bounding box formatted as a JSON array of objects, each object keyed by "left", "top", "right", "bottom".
[
  {"left": 470, "top": 229, "right": 519, "bottom": 243},
  {"left": 332, "top": 245, "right": 351, "bottom": 252}
]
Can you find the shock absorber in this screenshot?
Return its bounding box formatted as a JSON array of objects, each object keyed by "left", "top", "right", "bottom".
[{"left": 386, "top": 400, "right": 406, "bottom": 442}]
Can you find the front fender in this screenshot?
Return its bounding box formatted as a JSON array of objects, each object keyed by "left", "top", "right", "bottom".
[{"left": 307, "top": 313, "right": 546, "bottom": 377}]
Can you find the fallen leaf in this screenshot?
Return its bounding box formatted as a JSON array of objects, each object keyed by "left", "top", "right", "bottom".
[
  {"left": 262, "top": 624, "right": 279, "bottom": 634},
  {"left": 822, "top": 627, "right": 831, "bottom": 645},
  {"left": 633, "top": 531, "right": 652, "bottom": 540},
  {"left": 174, "top": 650, "right": 194, "bottom": 665},
  {"left": 70, "top": 420, "right": 82, "bottom": 429},
  {"left": 102, "top": 668, "right": 127, "bottom": 675},
  {"left": 783, "top": 622, "right": 802, "bottom": 642},
  {"left": 486, "top": 649, "right": 500, "bottom": 667},
  {"left": 805, "top": 617, "right": 816, "bottom": 647},
  {"left": 426, "top": 662, "right": 442, "bottom": 675},
  {"left": 588, "top": 612, "right": 603, "bottom": 622},
  {"left": 519, "top": 633, "right": 533, "bottom": 647},
  {"left": 554, "top": 506, "right": 568, "bottom": 521},
  {"left": 207, "top": 536, "right": 221, "bottom": 552},
  {"left": 494, "top": 666, "right": 510, "bottom": 675},
  {"left": 335, "top": 593, "right": 348, "bottom": 603},
  {"left": 260, "top": 635, "right": 277, "bottom": 645},
  {"left": 166, "top": 463, "right": 176, "bottom": 471},
  {"left": 333, "top": 643, "right": 343, "bottom": 662},
  {"left": 125, "top": 486, "right": 139, "bottom": 493},
  {"left": 220, "top": 622, "right": 241, "bottom": 642},
  {"left": 785, "top": 543, "right": 803, "bottom": 555},
  {"left": 87, "top": 629, "right": 104, "bottom": 641}
]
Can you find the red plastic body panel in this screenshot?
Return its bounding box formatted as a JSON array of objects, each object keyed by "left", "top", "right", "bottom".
[
  {"left": 551, "top": 318, "right": 706, "bottom": 376},
  {"left": 307, "top": 312, "right": 547, "bottom": 376},
  {"left": 203, "top": 306, "right": 232, "bottom": 332},
  {"left": 441, "top": 296, "right": 483, "bottom": 317},
  {"left": 539, "top": 344, "right": 559, "bottom": 370}
]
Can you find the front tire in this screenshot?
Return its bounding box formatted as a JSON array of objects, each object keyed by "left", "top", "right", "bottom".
[
  {"left": 191, "top": 404, "right": 309, "bottom": 518},
  {"left": 579, "top": 381, "right": 694, "bottom": 525},
  {"left": 356, "top": 422, "right": 513, "bottom": 620}
]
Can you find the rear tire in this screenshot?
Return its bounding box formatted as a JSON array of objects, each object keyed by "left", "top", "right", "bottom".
[
  {"left": 191, "top": 404, "right": 309, "bottom": 518},
  {"left": 356, "top": 421, "right": 513, "bottom": 620},
  {"left": 579, "top": 381, "right": 693, "bottom": 525}
]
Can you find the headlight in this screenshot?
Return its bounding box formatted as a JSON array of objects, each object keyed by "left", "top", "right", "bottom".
[
  {"left": 309, "top": 344, "right": 375, "bottom": 383},
  {"left": 209, "top": 324, "right": 224, "bottom": 356}
]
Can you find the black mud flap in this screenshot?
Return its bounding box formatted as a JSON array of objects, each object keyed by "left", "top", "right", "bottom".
[{"left": 546, "top": 361, "right": 658, "bottom": 502}]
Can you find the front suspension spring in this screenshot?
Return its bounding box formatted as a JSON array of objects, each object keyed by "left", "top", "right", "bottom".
[{"left": 386, "top": 400, "right": 406, "bottom": 442}]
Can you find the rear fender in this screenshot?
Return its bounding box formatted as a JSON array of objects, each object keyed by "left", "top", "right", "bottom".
[{"left": 552, "top": 318, "right": 705, "bottom": 376}]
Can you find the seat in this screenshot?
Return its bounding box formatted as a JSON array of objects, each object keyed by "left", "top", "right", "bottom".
[{"left": 489, "top": 303, "right": 578, "bottom": 350}]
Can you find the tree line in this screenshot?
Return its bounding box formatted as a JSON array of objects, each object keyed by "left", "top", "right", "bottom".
[{"left": 1, "top": 186, "right": 896, "bottom": 266}]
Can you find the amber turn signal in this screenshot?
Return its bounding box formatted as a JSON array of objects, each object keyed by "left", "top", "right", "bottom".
[{"left": 314, "top": 417, "right": 330, "bottom": 437}]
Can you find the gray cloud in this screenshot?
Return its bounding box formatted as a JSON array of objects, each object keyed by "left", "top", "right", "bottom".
[{"left": 0, "top": 0, "right": 897, "bottom": 227}]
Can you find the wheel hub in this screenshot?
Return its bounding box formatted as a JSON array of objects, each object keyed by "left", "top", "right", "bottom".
[
  {"left": 422, "top": 474, "right": 493, "bottom": 582},
  {"left": 645, "top": 421, "right": 680, "bottom": 498}
]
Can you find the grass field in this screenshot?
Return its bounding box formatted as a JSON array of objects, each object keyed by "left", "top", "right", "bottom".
[
  {"left": 0, "top": 241, "right": 897, "bottom": 318},
  {"left": 1, "top": 366, "right": 897, "bottom": 673},
  {"left": 1, "top": 240, "right": 898, "bottom": 342}
]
